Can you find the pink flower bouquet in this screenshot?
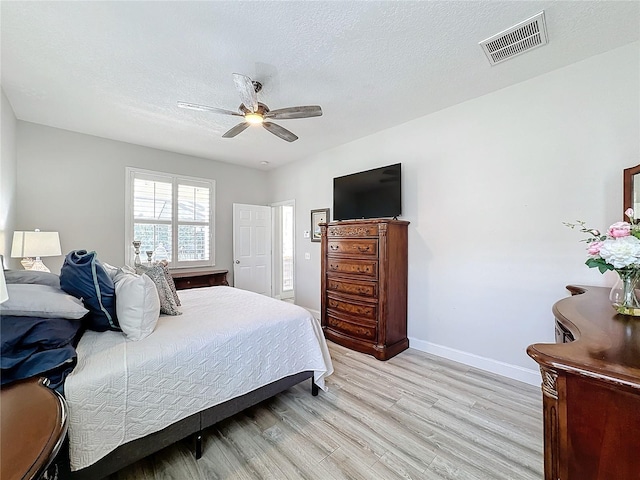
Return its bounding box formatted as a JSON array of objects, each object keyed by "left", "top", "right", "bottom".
[{"left": 564, "top": 209, "right": 640, "bottom": 273}]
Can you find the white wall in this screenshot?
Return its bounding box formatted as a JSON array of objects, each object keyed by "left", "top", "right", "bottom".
[
  {"left": 268, "top": 42, "right": 640, "bottom": 383},
  {"left": 0, "top": 88, "right": 18, "bottom": 268},
  {"left": 15, "top": 123, "right": 270, "bottom": 278}
]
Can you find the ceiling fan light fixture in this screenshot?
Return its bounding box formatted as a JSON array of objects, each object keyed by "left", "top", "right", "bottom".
[
  {"left": 182, "top": 73, "right": 322, "bottom": 142},
  {"left": 245, "top": 113, "right": 264, "bottom": 125}
]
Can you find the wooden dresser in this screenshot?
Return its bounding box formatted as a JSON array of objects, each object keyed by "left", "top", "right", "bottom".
[
  {"left": 527, "top": 286, "right": 640, "bottom": 480},
  {"left": 320, "top": 219, "right": 409, "bottom": 360},
  {"left": 171, "top": 269, "right": 229, "bottom": 290}
]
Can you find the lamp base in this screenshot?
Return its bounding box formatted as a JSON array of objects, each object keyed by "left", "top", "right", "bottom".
[
  {"left": 20, "top": 258, "right": 34, "bottom": 270},
  {"left": 23, "top": 257, "right": 51, "bottom": 273}
]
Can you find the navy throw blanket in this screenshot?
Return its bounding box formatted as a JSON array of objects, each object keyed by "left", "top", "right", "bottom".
[{"left": 1, "top": 315, "right": 84, "bottom": 392}]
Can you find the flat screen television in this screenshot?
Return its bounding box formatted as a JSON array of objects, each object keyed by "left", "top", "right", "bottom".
[{"left": 333, "top": 163, "right": 401, "bottom": 221}]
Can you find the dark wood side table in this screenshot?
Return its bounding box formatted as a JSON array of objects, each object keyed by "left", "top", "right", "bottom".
[
  {"left": 1, "top": 377, "right": 68, "bottom": 480},
  {"left": 527, "top": 286, "right": 640, "bottom": 480},
  {"left": 171, "top": 269, "right": 229, "bottom": 290}
]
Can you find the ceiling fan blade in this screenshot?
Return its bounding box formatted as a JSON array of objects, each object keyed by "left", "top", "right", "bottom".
[
  {"left": 222, "top": 122, "right": 250, "bottom": 138},
  {"left": 177, "top": 101, "right": 241, "bottom": 117},
  {"left": 264, "top": 106, "right": 323, "bottom": 120},
  {"left": 263, "top": 122, "right": 298, "bottom": 142},
  {"left": 233, "top": 73, "right": 258, "bottom": 113}
]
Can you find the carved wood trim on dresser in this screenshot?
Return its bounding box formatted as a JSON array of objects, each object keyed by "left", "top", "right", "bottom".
[
  {"left": 320, "top": 219, "right": 409, "bottom": 361},
  {"left": 527, "top": 286, "right": 640, "bottom": 480},
  {"left": 539, "top": 365, "right": 566, "bottom": 480}
]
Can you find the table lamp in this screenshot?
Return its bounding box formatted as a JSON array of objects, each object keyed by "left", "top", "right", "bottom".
[{"left": 11, "top": 230, "right": 62, "bottom": 272}]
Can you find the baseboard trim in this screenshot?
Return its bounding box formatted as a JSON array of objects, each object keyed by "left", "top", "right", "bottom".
[{"left": 408, "top": 337, "right": 541, "bottom": 386}]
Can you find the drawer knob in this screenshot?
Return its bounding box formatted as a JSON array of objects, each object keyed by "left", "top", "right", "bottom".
[
  {"left": 330, "top": 245, "right": 339, "bottom": 251},
  {"left": 358, "top": 246, "right": 371, "bottom": 252}
]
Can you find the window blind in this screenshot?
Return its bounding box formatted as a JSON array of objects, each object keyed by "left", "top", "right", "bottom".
[{"left": 127, "top": 168, "right": 215, "bottom": 268}]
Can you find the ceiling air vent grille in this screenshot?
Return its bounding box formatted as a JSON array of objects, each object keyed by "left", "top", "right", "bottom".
[{"left": 479, "top": 11, "right": 548, "bottom": 65}]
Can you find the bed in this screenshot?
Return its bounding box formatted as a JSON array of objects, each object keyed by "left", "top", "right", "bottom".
[
  {"left": 61, "top": 285, "right": 333, "bottom": 479},
  {"left": 1, "top": 268, "right": 333, "bottom": 480}
]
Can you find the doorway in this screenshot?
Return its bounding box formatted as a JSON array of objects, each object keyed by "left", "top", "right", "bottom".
[{"left": 271, "top": 200, "right": 295, "bottom": 301}]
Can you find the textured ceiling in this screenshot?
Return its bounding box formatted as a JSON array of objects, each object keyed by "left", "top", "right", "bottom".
[{"left": 1, "top": 1, "right": 638, "bottom": 170}]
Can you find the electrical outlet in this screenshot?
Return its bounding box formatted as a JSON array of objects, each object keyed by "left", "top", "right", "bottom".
[{"left": 305, "top": 253, "right": 311, "bottom": 260}]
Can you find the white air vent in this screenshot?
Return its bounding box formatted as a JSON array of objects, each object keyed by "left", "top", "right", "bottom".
[{"left": 479, "top": 11, "right": 548, "bottom": 65}]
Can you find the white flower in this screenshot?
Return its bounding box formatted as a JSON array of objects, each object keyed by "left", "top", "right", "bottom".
[{"left": 599, "top": 236, "right": 640, "bottom": 269}]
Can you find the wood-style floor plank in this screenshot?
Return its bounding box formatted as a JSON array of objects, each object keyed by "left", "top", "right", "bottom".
[{"left": 109, "top": 342, "right": 543, "bottom": 480}]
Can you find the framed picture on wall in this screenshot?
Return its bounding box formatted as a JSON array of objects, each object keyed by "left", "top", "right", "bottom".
[{"left": 311, "top": 208, "right": 330, "bottom": 242}]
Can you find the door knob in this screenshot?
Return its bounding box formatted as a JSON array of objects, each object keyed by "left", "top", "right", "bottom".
[{"left": 235, "top": 260, "right": 240, "bottom": 264}]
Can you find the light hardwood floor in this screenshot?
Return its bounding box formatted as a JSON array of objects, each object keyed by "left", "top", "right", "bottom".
[{"left": 109, "top": 342, "right": 543, "bottom": 480}]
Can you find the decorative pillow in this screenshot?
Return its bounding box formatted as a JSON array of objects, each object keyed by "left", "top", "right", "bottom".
[
  {"left": 114, "top": 268, "right": 160, "bottom": 341},
  {"left": 0, "top": 284, "right": 88, "bottom": 319},
  {"left": 101, "top": 262, "right": 119, "bottom": 282},
  {"left": 60, "top": 250, "right": 120, "bottom": 332},
  {"left": 157, "top": 260, "right": 181, "bottom": 306},
  {"left": 4, "top": 270, "right": 61, "bottom": 288},
  {"left": 135, "top": 264, "right": 181, "bottom": 316}
]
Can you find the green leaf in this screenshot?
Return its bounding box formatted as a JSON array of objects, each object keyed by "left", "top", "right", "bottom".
[{"left": 585, "top": 258, "right": 614, "bottom": 273}]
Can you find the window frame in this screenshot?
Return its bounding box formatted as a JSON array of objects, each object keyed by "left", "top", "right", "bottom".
[{"left": 125, "top": 167, "right": 216, "bottom": 269}]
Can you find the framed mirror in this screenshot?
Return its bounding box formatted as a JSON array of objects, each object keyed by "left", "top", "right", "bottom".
[
  {"left": 310, "top": 208, "right": 329, "bottom": 242},
  {"left": 623, "top": 164, "right": 640, "bottom": 220}
]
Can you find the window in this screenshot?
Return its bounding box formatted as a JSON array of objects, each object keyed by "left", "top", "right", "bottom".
[
  {"left": 126, "top": 168, "right": 215, "bottom": 268},
  {"left": 281, "top": 204, "right": 294, "bottom": 292}
]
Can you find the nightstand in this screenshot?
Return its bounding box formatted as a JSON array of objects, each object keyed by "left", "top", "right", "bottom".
[{"left": 1, "top": 378, "right": 68, "bottom": 480}]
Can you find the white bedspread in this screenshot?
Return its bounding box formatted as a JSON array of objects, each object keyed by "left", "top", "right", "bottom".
[{"left": 64, "top": 286, "right": 333, "bottom": 471}]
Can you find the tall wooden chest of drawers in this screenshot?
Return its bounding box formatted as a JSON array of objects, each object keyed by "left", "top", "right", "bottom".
[{"left": 320, "top": 219, "right": 409, "bottom": 360}]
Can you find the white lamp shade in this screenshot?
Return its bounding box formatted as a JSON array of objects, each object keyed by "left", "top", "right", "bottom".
[
  {"left": 11, "top": 231, "right": 62, "bottom": 258},
  {"left": 0, "top": 268, "right": 8, "bottom": 304}
]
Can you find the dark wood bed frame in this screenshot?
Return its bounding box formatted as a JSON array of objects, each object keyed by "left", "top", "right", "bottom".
[{"left": 58, "top": 372, "right": 318, "bottom": 479}]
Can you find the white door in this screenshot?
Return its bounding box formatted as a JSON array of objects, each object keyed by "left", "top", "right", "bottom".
[{"left": 233, "top": 203, "right": 272, "bottom": 296}]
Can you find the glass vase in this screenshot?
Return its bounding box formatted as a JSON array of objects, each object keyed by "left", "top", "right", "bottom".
[{"left": 610, "top": 269, "right": 640, "bottom": 316}]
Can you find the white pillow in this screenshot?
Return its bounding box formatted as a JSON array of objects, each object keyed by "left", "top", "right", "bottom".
[
  {"left": 114, "top": 268, "right": 161, "bottom": 341},
  {"left": 101, "top": 262, "right": 119, "bottom": 281},
  {"left": 0, "top": 284, "right": 88, "bottom": 319}
]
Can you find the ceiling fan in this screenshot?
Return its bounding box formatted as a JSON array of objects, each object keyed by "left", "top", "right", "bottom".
[{"left": 178, "top": 73, "right": 322, "bottom": 142}]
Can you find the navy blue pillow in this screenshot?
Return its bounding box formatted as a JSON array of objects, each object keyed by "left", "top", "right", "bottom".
[{"left": 60, "top": 250, "right": 119, "bottom": 332}]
